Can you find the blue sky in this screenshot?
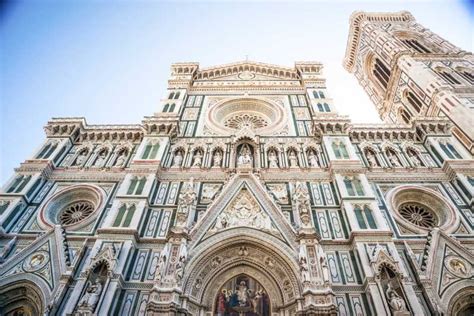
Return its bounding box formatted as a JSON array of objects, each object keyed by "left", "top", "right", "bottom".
[{"left": 1, "top": 0, "right": 472, "bottom": 183}]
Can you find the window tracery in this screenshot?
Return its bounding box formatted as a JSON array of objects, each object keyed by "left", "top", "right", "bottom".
[
  {"left": 60, "top": 201, "right": 95, "bottom": 226},
  {"left": 398, "top": 203, "right": 437, "bottom": 228}
]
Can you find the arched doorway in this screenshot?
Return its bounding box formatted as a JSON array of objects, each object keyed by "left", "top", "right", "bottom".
[
  {"left": 214, "top": 274, "right": 270, "bottom": 316},
  {"left": 448, "top": 287, "right": 474, "bottom": 316},
  {"left": 0, "top": 280, "right": 45, "bottom": 316}
]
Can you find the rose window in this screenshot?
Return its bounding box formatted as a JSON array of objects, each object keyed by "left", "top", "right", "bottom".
[
  {"left": 59, "top": 201, "right": 95, "bottom": 226},
  {"left": 398, "top": 203, "right": 437, "bottom": 228},
  {"left": 224, "top": 114, "right": 269, "bottom": 130}
]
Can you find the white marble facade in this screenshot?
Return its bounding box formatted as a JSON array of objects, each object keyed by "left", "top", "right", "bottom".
[{"left": 0, "top": 11, "right": 473, "bottom": 316}]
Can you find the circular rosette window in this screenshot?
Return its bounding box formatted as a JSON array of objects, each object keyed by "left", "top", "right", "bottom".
[
  {"left": 386, "top": 185, "right": 459, "bottom": 234},
  {"left": 39, "top": 184, "right": 105, "bottom": 230},
  {"left": 206, "top": 97, "right": 287, "bottom": 136}
]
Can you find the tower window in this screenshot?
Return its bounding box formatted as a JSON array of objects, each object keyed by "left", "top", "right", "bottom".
[
  {"left": 401, "top": 39, "right": 431, "bottom": 53},
  {"left": 354, "top": 205, "right": 377, "bottom": 229},
  {"left": 373, "top": 58, "right": 391, "bottom": 89},
  {"left": 457, "top": 69, "right": 474, "bottom": 84},
  {"left": 406, "top": 91, "right": 423, "bottom": 113},
  {"left": 437, "top": 69, "right": 461, "bottom": 85}
]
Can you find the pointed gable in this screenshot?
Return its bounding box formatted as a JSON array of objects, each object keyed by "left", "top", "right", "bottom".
[{"left": 190, "top": 173, "right": 297, "bottom": 248}]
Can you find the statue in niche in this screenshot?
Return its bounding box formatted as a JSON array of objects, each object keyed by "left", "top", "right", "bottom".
[
  {"left": 407, "top": 149, "right": 422, "bottom": 167},
  {"left": 237, "top": 144, "right": 253, "bottom": 167},
  {"left": 386, "top": 150, "right": 401, "bottom": 167},
  {"left": 78, "top": 280, "right": 103, "bottom": 309},
  {"left": 268, "top": 150, "right": 279, "bottom": 168},
  {"left": 94, "top": 150, "right": 107, "bottom": 168},
  {"left": 307, "top": 150, "right": 319, "bottom": 167},
  {"left": 174, "top": 255, "right": 185, "bottom": 283},
  {"left": 74, "top": 149, "right": 88, "bottom": 166},
  {"left": 176, "top": 178, "right": 197, "bottom": 227},
  {"left": 300, "top": 257, "right": 310, "bottom": 283},
  {"left": 292, "top": 182, "right": 311, "bottom": 228},
  {"left": 365, "top": 150, "right": 378, "bottom": 167},
  {"left": 213, "top": 150, "right": 223, "bottom": 167},
  {"left": 317, "top": 246, "right": 330, "bottom": 285},
  {"left": 192, "top": 150, "right": 203, "bottom": 167},
  {"left": 385, "top": 283, "right": 407, "bottom": 312},
  {"left": 114, "top": 150, "right": 127, "bottom": 167},
  {"left": 173, "top": 150, "right": 183, "bottom": 167},
  {"left": 288, "top": 150, "right": 298, "bottom": 167},
  {"left": 155, "top": 254, "right": 167, "bottom": 282}
]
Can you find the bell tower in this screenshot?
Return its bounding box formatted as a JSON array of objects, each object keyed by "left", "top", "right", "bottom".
[{"left": 343, "top": 11, "right": 474, "bottom": 153}]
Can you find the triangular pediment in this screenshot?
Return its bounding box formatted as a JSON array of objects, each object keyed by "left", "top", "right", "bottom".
[
  {"left": 190, "top": 173, "right": 297, "bottom": 248},
  {"left": 412, "top": 229, "right": 474, "bottom": 303},
  {"left": 0, "top": 226, "right": 75, "bottom": 300}
]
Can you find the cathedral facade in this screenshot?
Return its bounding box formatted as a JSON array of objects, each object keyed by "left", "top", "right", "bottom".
[{"left": 0, "top": 11, "right": 473, "bottom": 316}]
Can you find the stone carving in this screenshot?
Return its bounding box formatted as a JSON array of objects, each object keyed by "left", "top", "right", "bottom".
[
  {"left": 192, "top": 150, "right": 203, "bottom": 167},
  {"left": 387, "top": 150, "right": 401, "bottom": 167},
  {"left": 317, "top": 246, "right": 330, "bottom": 285},
  {"left": 176, "top": 178, "right": 197, "bottom": 227},
  {"left": 407, "top": 149, "right": 422, "bottom": 167},
  {"left": 307, "top": 150, "right": 319, "bottom": 167},
  {"left": 268, "top": 184, "right": 288, "bottom": 204},
  {"left": 201, "top": 184, "right": 222, "bottom": 203},
  {"left": 173, "top": 150, "right": 184, "bottom": 167},
  {"left": 78, "top": 280, "right": 103, "bottom": 310},
  {"left": 288, "top": 150, "right": 298, "bottom": 167},
  {"left": 0, "top": 236, "right": 16, "bottom": 263},
  {"left": 446, "top": 257, "right": 470, "bottom": 277},
  {"left": 268, "top": 150, "right": 279, "bottom": 168},
  {"left": 385, "top": 283, "right": 407, "bottom": 312},
  {"left": 299, "top": 257, "right": 310, "bottom": 283},
  {"left": 94, "top": 150, "right": 108, "bottom": 168},
  {"left": 237, "top": 144, "right": 253, "bottom": 167},
  {"left": 114, "top": 150, "right": 127, "bottom": 167},
  {"left": 74, "top": 149, "right": 88, "bottom": 166},
  {"left": 292, "top": 182, "right": 311, "bottom": 228},
  {"left": 174, "top": 255, "right": 185, "bottom": 284},
  {"left": 365, "top": 150, "right": 379, "bottom": 167},
  {"left": 213, "top": 150, "right": 223, "bottom": 167},
  {"left": 213, "top": 189, "right": 274, "bottom": 232}
]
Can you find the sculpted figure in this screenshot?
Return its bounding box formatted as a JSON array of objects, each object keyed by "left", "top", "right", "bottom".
[
  {"left": 174, "top": 255, "right": 185, "bottom": 283},
  {"left": 387, "top": 150, "right": 401, "bottom": 167},
  {"left": 292, "top": 182, "right": 311, "bottom": 227},
  {"left": 173, "top": 150, "right": 183, "bottom": 167},
  {"left": 288, "top": 150, "right": 298, "bottom": 167},
  {"left": 79, "top": 280, "right": 103, "bottom": 309},
  {"left": 74, "top": 150, "right": 88, "bottom": 166},
  {"left": 213, "top": 150, "right": 223, "bottom": 167},
  {"left": 94, "top": 150, "right": 107, "bottom": 168},
  {"left": 192, "top": 151, "right": 202, "bottom": 167},
  {"left": 408, "top": 150, "right": 422, "bottom": 167},
  {"left": 300, "top": 258, "right": 310, "bottom": 283},
  {"left": 237, "top": 144, "right": 253, "bottom": 167},
  {"left": 317, "top": 246, "right": 330, "bottom": 285},
  {"left": 176, "top": 178, "right": 197, "bottom": 227},
  {"left": 268, "top": 150, "right": 279, "bottom": 168},
  {"left": 385, "top": 283, "right": 407, "bottom": 312},
  {"left": 366, "top": 150, "right": 378, "bottom": 167},
  {"left": 114, "top": 150, "right": 127, "bottom": 167},
  {"left": 308, "top": 150, "right": 319, "bottom": 167}
]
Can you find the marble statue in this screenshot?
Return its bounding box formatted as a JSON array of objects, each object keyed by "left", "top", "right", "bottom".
[
  {"left": 385, "top": 283, "right": 407, "bottom": 312},
  {"left": 268, "top": 150, "right": 279, "bottom": 168},
  {"left": 192, "top": 151, "right": 203, "bottom": 167},
  {"left": 288, "top": 151, "right": 298, "bottom": 167},
  {"left": 237, "top": 144, "right": 253, "bottom": 167},
  {"left": 173, "top": 151, "right": 183, "bottom": 167},
  {"left": 308, "top": 150, "right": 319, "bottom": 167},
  {"left": 79, "top": 280, "right": 103, "bottom": 309},
  {"left": 213, "top": 150, "right": 223, "bottom": 167}
]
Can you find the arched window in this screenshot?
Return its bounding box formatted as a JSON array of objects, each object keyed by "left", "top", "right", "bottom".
[
  {"left": 135, "top": 177, "right": 147, "bottom": 195},
  {"left": 169, "top": 92, "right": 175, "bottom": 99},
  {"left": 447, "top": 143, "right": 462, "bottom": 159},
  {"left": 323, "top": 103, "right": 330, "bottom": 112},
  {"left": 163, "top": 104, "right": 170, "bottom": 112},
  {"left": 457, "top": 68, "right": 474, "bottom": 84},
  {"left": 401, "top": 39, "right": 431, "bottom": 53},
  {"left": 437, "top": 69, "right": 461, "bottom": 85},
  {"left": 127, "top": 177, "right": 139, "bottom": 195},
  {"left": 406, "top": 91, "right": 422, "bottom": 113},
  {"left": 344, "top": 177, "right": 355, "bottom": 196},
  {"left": 439, "top": 142, "right": 454, "bottom": 159},
  {"left": 319, "top": 91, "right": 325, "bottom": 99},
  {"left": 141, "top": 144, "right": 152, "bottom": 159},
  {"left": 313, "top": 91, "right": 319, "bottom": 98},
  {"left": 174, "top": 91, "right": 180, "bottom": 99},
  {"left": 373, "top": 58, "right": 391, "bottom": 89},
  {"left": 150, "top": 143, "right": 160, "bottom": 159},
  {"left": 332, "top": 142, "right": 342, "bottom": 159},
  {"left": 113, "top": 204, "right": 136, "bottom": 227},
  {"left": 169, "top": 103, "right": 176, "bottom": 112},
  {"left": 400, "top": 108, "right": 412, "bottom": 124},
  {"left": 354, "top": 205, "right": 377, "bottom": 229},
  {"left": 340, "top": 142, "right": 349, "bottom": 159},
  {"left": 332, "top": 141, "right": 349, "bottom": 159},
  {"left": 317, "top": 103, "right": 324, "bottom": 112},
  {"left": 6, "top": 176, "right": 23, "bottom": 193},
  {"left": 7, "top": 175, "right": 31, "bottom": 193},
  {"left": 36, "top": 143, "right": 51, "bottom": 159}
]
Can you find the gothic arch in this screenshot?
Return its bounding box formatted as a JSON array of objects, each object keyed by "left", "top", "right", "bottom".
[
  {"left": 183, "top": 231, "right": 301, "bottom": 311},
  {"left": 446, "top": 286, "right": 474, "bottom": 316},
  {"left": 0, "top": 276, "right": 48, "bottom": 315}
]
